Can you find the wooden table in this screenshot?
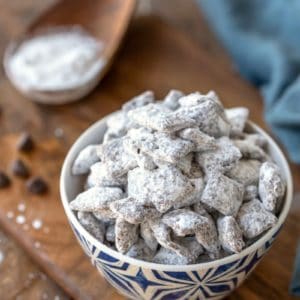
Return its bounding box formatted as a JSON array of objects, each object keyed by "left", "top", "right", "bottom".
[{"left": 0, "top": 0, "right": 299, "bottom": 299}]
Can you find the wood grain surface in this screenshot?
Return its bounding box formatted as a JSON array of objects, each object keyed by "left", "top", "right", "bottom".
[{"left": 0, "top": 0, "right": 299, "bottom": 299}]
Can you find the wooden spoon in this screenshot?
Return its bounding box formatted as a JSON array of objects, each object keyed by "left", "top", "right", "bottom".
[{"left": 3, "top": 0, "right": 136, "bottom": 104}]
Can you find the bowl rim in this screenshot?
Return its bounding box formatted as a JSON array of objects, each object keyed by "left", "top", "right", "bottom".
[{"left": 60, "top": 114, "right": 293, "bottom": 271}]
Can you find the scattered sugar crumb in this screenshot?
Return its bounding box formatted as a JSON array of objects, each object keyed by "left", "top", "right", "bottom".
[
  {"left": 23, "top": 224, "right": 29, "bottom": 231},
  {"left": 54, "top": 127, "right": 64, "bottom": 138},
  {"left": 34, "top": 241, "right": 41, "bottom": 248},
  {"left": 16, "top": 215, "right": 26, "bottom": 225},
  {"left": 0, "top": 251, "right": 4, "bottom": 264},
  {"left": 32, "top": 219, "right": 43, "bottom": 230},
  {"left": 17, "top": 202, "right": 26, "bottom": 212},
  {"left": 7, "top": 211, "right": 14, "bottom": 219}
]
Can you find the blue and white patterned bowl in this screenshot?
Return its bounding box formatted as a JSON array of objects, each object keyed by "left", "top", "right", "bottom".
[{"left": 60, "top": 114, "right": 293, "bottom": 300}]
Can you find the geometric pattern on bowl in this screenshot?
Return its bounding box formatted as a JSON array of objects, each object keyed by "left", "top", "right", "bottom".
[{"left": 71, "top": 223, "right": 281, "bottom": 300}]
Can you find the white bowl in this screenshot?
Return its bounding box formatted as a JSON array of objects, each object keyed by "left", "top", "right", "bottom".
[{"left": 60, "top": 114, "right": 293, "bottom": 300}]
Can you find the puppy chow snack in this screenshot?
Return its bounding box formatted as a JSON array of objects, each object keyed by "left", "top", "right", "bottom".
[
  {"left": 115, "top": 218, "right": 138, "bottom": 253},
  {"left": 217, "top": 216, "right": 245, "bottom": 254},
  {"left": 162, "top": 89, "right": 184, "bottom": 111},
  {"left": 196, "top": 136, "right": 242, "bottom": 173},
  {"left": 72, "top": 145, "right": 100, "bottom": 175},
  {"left": 70, "top": 90, "right": 286, "bottom": 265},
  {"left": 77, "top": 211, "right": 105, "bottom": 243},
  {"left": 243, "top": 185, "right": 259, "bottom": 202},
  {"left": 226, "top": 159, "right": 261, "bottom": 186},
  {"left": 201, "top": 173, "right": 244, "bottom": 216},
  {"left": 237, "top": 199, "right": 277, "bottom": 239},
  {"left": 258, "top": 162, "right": 285, "bottom": 213},
  {"left": 225, "top": 107, "right": 249, "bottom": 137}
]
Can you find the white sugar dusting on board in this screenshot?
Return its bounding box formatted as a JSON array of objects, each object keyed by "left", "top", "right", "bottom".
[
  {"left": 16, "top": 215, "right": 26, "bottom": 224},
  {"left": 32, "top": 219, "right": 43, "bottom": 230}
]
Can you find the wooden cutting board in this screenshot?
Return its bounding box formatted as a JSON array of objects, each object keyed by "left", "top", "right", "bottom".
[{"left": 0, "top": 5, "right": 299, "bottom": 300}]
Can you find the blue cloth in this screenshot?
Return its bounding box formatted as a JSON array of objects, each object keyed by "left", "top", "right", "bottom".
[{"left": 196, "top": 0, "right": 300, "bottom": 163}]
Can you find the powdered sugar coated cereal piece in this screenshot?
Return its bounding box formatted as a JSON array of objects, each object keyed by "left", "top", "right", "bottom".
[
  {"left": 186, "top": 161, "right": 204, "bottom": 179},
  {"left": 243, "top": 133, "right": 268, "bottom": 149},
  {"left": 196, "top": 137, "right": 242, "bottom": 173},
  {"left": 173, "top": 177, "right": 204, "bottom": 209},
  {"left": 124, "top": 128, "right": 194, "bottom": 164},
  {"left": 110, "top": 197, "right": 161, "bottom": 224},
  {"left": 217, "top": 216, "right": 245, "bottom": 254},
  {"left": 151, "top": 132, "right": 194, "bottom": 163},
  {"left": 192, "top": 207, "right": 220, "bottom": 258},
  {"left": 128, "top": 165, "right": 194, "bottom": 212},
  {"left": 127, "top": 103, "right": 170, "bottom": 130},
  {"left": 104, "top": 111, "right": 137, "bottom": 142},
  {"left": 135, "top": 153, "right": 157, "bottom": 170},
  {"left": 193, "top": 202, "right": 209, "bottom": 216},
  {"left": 69, "top": 186, "right": 123, "bottom": 213},
  {"left": 162, "top": 89, "right": 184, "bottom": 110},
  {"left": 201, "top": 173, "right": 244, "bottom": 216},
  {"left": 128, "top": 103, "right": 196, "bottom": 133},
  {"left": 175, "top": 236, "right": 204, "bottom": 261},
  {"left": 77, "top": 211, "right": 105, "bottom": 242},
  {"left": 123, "top": 131, "right": 157, "bottom": 170},
  {"left": 178, "top": 236, "right": 203, "bottom": 254},
  {"left": 237, "top": 199, "right": 277, "bottom": 239},
  {"left": 105, "top": 223, "right": 115, "bottom": 242},
  {"left": 122, "top": 91, "right": 155, "bottom": 112},
  {"left": 176, "top": 99, "right": 230, "bottom": 137},
  {"left": 149, "top": 218, "right": 190, "bottom": 258},
  {"left": 162, "top": 209, "right": 208, "bottom": 236},
  {"left": 152, "top": 247, "right": 190, "bottom": 265},
  {"left": 140, "top": 221, "right": 158, "bottom": 251},
  {"left": 173, "top": 153, "right": 193, "bottom": 175},
  {"left": 126, "top": 238, "right": 156, "bottom": 261},
  {"left": 72, "top": 145, "right": 100, "bottom": 175},
  {"left": 243, "top": 185, "right": 258, "bottom": 202},
  {"left": 233, "top": 140, "right": 268, "bottom": 161},
  {"left": 115, "top": 218, "right": 138, "bottom": 253},
  {"left": 178, "top": 91, "right": 219, "bottom": 107},
  {"left": 178, "top": 128, "right": 217, "bottom": 152},
  {"left": 93, "top": 212, "right": 115, "bottom": 223},
  {"left": 207, "top": 90, "right": 223, "bottom": 106},
  {"left": 97, "top": 138, "right": 137, "bottom": 177},
  {"left": 258, "top": 162, "right": 285, "bottom": 213},
  {"left": 87, "top": 162, "right": 127, "bottom": 188},
  {"left": 226, "top": 159, "right": 261, "bottom": 186},
  {"left": 225, "top": 107, "right": 249, "bottom": 136}
]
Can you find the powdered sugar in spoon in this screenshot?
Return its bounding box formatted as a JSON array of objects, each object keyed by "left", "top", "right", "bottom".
[{"left": 3, "top": 0, "right": 136, "bottom": 105}]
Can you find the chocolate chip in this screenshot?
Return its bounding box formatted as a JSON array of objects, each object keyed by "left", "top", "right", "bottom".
[
  {"left": 11, "top": 159, "right": 30, "bottom": 178},
  {"left": 26, "top": 176, "right": 48, "bottom": 194},
  {"left": 17, "top": 133, "right": 34, "bottom": 152},
  {"left": 0, "top": 171, "right": 10, "bottom": 188}
]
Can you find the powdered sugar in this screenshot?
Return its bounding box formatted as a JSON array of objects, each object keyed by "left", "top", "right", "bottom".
[
  {"left": 32, "top": 219, "right": 43, "bottom": 230},
  {"left": 16, "top": 215, "right": 26, "bottom": 224},
  {"left": 7, "top": 27, "right": 105, "bottom": 92}
]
